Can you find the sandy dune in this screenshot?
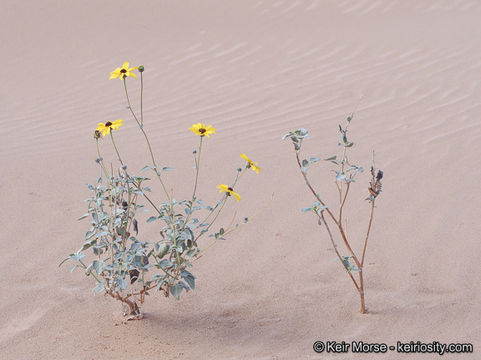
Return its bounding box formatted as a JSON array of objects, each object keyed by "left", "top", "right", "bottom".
[{"left": 1, "top": 1, "right": 481, "bottom": 359}]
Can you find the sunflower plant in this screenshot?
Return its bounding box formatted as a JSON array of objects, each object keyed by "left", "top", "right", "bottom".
[
  {"left": 283, "top": 114, "right": 383, "bottom": 314},
  {"left": 61, "top": 63, "right": 260, "bottom": 320}
]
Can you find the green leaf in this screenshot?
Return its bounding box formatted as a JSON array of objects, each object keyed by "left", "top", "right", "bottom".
[
  {"left": 85, "top": 263, "right": 93, "bottom": 276},
  {"left": 170, "top": 284, "right": 184, "bottom": 300},
  {"left": 134, "top": 255, "right": 149, "bottom": 267},
  {"left": 181, "top": 270, "right": 196, "bottom": 290},
  {"left": 295, "top": 128, "right": 309, "bottom": 138},
  {"left": 70, "top": 253, "right": 85, "bottom": 262},
  {"left": 141, "top": 165, "right": 151, "bottom": 172},
  {"left": 93, "top": 282, "right": 105, "bottom": 293},
  {"left": 157, "top": 243, "right": 169, "bottom": 258},
  {"left": 147, "top": 216, "right": 158, "bottom": 223},
  {"left": 118, "top": 278, "right": 128, "bottom": 290},
  {"left": 162, "top": 167, "right": 175, "bottom": 172},
  {"left": 92, "top": 260, "right": 105, "bottom": 275},
  {"left": 77, "top": 213, "right": 89, "bottom": 221},
  {"left": 324, "top": 155, "right": 336, "bottom": 161},
  {"left": 302, "top": 159, "right": 309, "bottom": 167},
  {"left": 158, "top": 259, "right": 173, "bottom": 269},
  {"left": 309, "top": 157, "right": 321, "bottom": 163}
]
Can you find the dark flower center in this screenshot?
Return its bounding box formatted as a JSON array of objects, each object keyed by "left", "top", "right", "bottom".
[
  {"left": 228, "top": 187, "right": 233, "bottom": 192},
  {"left": 120, "top": 69, "right": 127, "bottom": 73},
  {"left": 105, "top": 121, "right": 112, "bottom": 127},
  {"left": 199, "top": 128, "right": 206, "bottom": 134}
]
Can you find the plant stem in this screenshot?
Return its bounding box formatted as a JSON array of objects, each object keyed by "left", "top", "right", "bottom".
[
  {"left": 110, "top": 132, "right": 124, "bottom": 166},
  {"left": 96, "top": 139, "right": 111, "bottom": 181},
  {"left": 192, "top": 136, "right": 203, "bottom": 200},
  {"left": 294, "top": 144, "right": 366, "bottom": 311},
  {"left": 122, "top": 78, "right": 170, "bottom": 202},
  {"left": 184, "top": 137, "right": 203, "bottom": 226},
  {"left": 359, "top": 271, "right": 366, "bottom": 314},
  {"left": 361, "top": 200, "right": 375, "bottom": 267},
  {"left": 318, "top": 211, "right": 360, "bottom": 291},
  {"left": 195, "top": 196, "right": 227, "bottom": 243},
  {"left": 339, "top": 181, "right": 350, "bottom": 224},
  {"left": 140, "top": 72, "right": 144, "bottom": 125}
]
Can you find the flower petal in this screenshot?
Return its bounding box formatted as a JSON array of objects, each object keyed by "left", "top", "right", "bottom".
[
  {"left": 216, "top": 184, "right": 229, "bottom": 192},
  {"left": 109, "top": 68, "right": 121, "bottom": 79},
  {"left": 232, "top": 191, "right": 241, "bottom": 201}
]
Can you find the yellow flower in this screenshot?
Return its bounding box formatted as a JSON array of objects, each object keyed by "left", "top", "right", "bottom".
[
  {"left": 109, "top": 62, "right": 138, "bottom": 80},
  {"left": 96, "top": 119, "right": 123, "bottom": 136},
  {"left": 240, "top": 153, "right": 261, "bottom": 174},
  {"left": 217, "top": 184, "right": 241, "bottom": 201},
  {"left": 189, "top": 123, "right": 216, "bottom": 138}
]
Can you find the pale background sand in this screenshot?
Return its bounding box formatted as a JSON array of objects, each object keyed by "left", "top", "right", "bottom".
[{"left": 1, "top": 1, "right": 480, "bottom": 359}]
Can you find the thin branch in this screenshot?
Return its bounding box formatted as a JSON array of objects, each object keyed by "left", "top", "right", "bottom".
[
  {"left": 294, "top": 150, "right": 361, "bottom": 268},
  {"left": 361, "top": 200, "right": 375, "bottom": 267},
  {"left": 339, "top": 181, "right": 351, "bottom": 224},
  {"left": 318, "top": 211, "right": 360, "bottom": 291}
]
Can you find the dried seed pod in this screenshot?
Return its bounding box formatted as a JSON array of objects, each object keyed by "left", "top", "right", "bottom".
[{"left": 129, "top": 269, "right": 140, "bottom": 284}]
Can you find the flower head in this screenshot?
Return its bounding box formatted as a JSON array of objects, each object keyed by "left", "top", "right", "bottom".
[
  {"left": 96, "top": 119, "right": 123, "bottom": 137},
  {"left": 240, "top": 153, "right": 261, "bottom": 174},
  {"left": 189, "top": 123, "right": 216, "bottom": 138},
  {"left": 109, "top": 62, "right": 138, "bottom": 80},
  {"left": 217, "top": 184, "right": 241, "bottom": 201}
]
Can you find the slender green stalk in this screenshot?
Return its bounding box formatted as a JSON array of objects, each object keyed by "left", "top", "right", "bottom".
[
  {"left": 193, "top": 196, "right": 228, "bottom": 257},
  {"left": 232, "top": 167, "right": 247, "bottom": 187},
  {"left": 184, "top": 137, "right": 203, "bottom": 227},
  {"left": 96, "top": 139, "right": 111, "bottom": 181},
  {"left": 122, "top": 78, "right": 171, "bottom": 202},
  {"left": 78, "top": 259, "right": 102, "bottom": 283},
  {"left": 140, "top": 72, "right": 144, "bottom": 125},
  {"left": 192, "top": 137, "right": 203, "bottom": 201},
  {"left": 198, "top": 167, "right": 246, "bottom": 227},
  {"left": 110, "top": 132, "right": 124, "bottom": 167},
  {"left": 195, "top": 196, "right": 227, "bottom": 243}
]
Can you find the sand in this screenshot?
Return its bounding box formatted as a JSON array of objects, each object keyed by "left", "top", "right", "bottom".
[{"left": 1, "top": 0, "right": 481, "bottom": 359}]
